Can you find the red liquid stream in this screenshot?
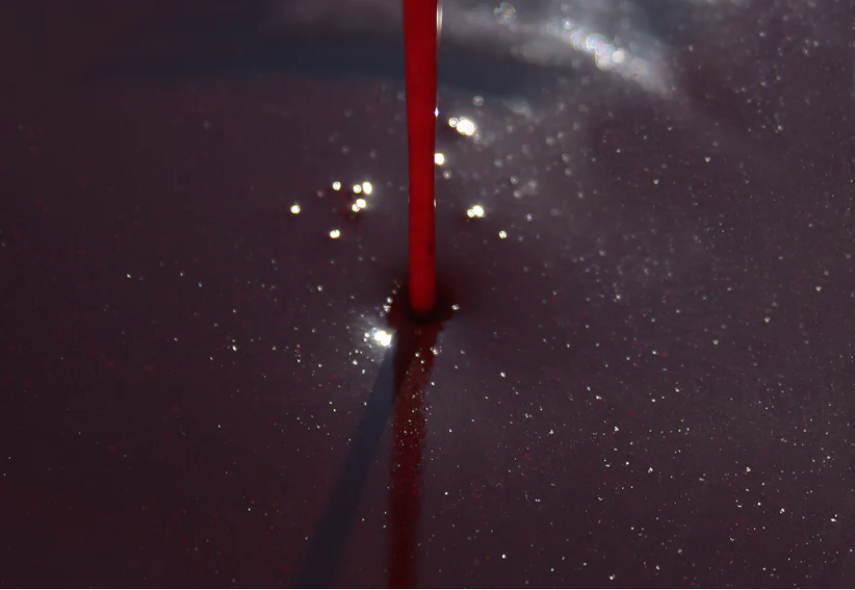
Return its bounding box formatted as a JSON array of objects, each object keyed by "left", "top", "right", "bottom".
[{"left": 403, "top": 0, "right": 439, "bottom": 317}]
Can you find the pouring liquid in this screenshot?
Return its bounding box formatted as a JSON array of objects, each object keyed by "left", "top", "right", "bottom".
[{"left": 403, "top": 0, "right": 440, "bottom": 318}]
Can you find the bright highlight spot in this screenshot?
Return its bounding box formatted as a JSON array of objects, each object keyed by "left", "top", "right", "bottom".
[
  {"left": 498, "top": 230, "right": 508, "bottom": 239},
  {"left": 353, "top": 184, "right": 363, "bottom": 194},
  {"left": 290, "top": 204, "right": 301, "bottom": 215},
  {"left": 329, "top": 229, "right": 341, "bottom": 239},
  {"left": 373, "top": 329, "right": 393, "bottom": 347},
  {"left": 361, "top": 181, "right": 373, "bottom": 195},
  {"left": 351, "top": 198, "right": 367, "bottom": 212},
  {"left": 332, "top": 181, "right": 342, "bottom": 191},
  {"left": 434, "top": 153, "right": 446, "bottom": 166},
  {"left": 449, "top": 117, "right": 477, "bottom": 137},
  {"left": 467, "top": 205, "right": 485, "bottom": 218}
]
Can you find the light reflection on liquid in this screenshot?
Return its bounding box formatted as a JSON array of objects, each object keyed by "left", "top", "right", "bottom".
[
  {"left": 372, "top": 329, "right": 393, "bottom": 347},
  {"left": 435, "top": 1, "right": 671, "bottom": 97},
  {"left": 449, "top": 116, "right": 477, "bottom": 137},
  {"left": 542, "top": 16, "right": 669, "bottom": 95},
  {"left": 359, "top": 324, "right": 396, "bottom": 356},
  {"left": 467, "top": 204, "right": 485, "bottom": 218}
]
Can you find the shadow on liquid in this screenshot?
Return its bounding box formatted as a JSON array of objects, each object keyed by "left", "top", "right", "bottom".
[{"left": 298, "top": 283, "right": 454, "bottom": 588}]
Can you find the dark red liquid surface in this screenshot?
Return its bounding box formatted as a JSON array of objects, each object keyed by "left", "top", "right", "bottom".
[{"left": 3, "top": 1, "right": 855, "bottom": 588}]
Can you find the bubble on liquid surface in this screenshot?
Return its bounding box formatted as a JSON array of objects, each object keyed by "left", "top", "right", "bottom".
[{"left": 494, "top": 2, "right": 517, "bottom": 25}]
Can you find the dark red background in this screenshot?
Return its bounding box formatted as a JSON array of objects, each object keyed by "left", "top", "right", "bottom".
[{"left": 2, "top": 0, "right": 855, "bottom": 587}]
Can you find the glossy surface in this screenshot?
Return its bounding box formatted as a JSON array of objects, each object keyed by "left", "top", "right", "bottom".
[{"left": 2, "top": 0, "right": 855, "bottom": 587}]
